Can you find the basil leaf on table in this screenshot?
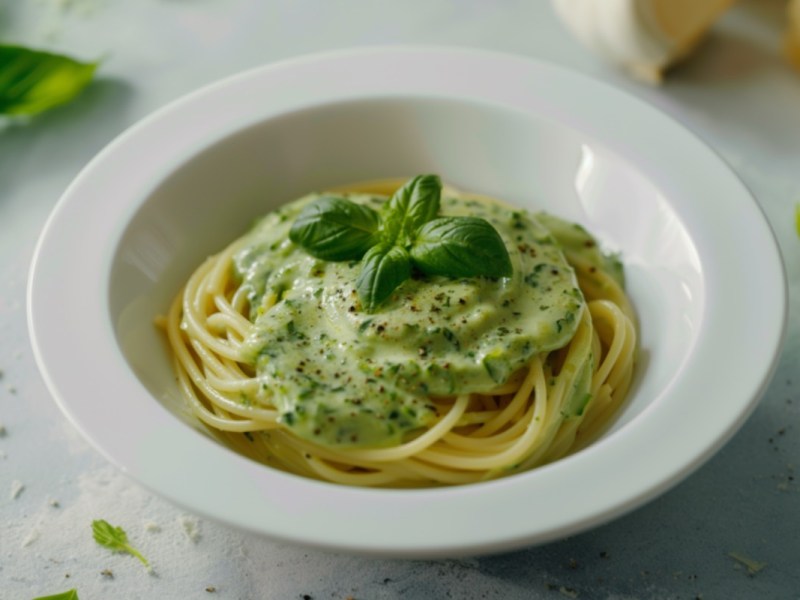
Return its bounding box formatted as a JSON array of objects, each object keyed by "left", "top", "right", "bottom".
[
  {"left": 381, "top": 174, "right": 441, "bottom": 245},
  {"left": 355, "top": 244, "right": 412, "bottom": 313},
  {"left": 0, "top": 45, "right": 97, "bottom": 116},
  {"left": 410, "top": 216, "right": 512, "bottom": 278},
  {"left": 795, "top": 203, "right": 800, "bottom": 239},
  {"left": 32, "top": 591, "right": 80, "bottom": 600},
  {"left": 91, "top": 519, "right": 150, "bottom": 569},
  {"left": 289, "top": 196, "right": 381, "bottom": 261}
]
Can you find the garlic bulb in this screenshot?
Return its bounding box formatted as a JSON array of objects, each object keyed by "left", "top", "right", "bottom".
[
  {"left": 551, "top": 0, "right": 734, "bottom": 83},
  {"left": 786, "top": 0, "right": 800, "bottom": 70}
]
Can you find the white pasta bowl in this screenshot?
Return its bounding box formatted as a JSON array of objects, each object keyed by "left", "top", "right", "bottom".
[{"left": 28, "top": 47, "right": 786, "bottom": 557}]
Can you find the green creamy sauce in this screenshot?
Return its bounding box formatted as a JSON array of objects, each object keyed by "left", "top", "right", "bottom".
[
  {"left": 536, "top": 212, "right": 625, "bottom": 288},
  {"left": 234, "top": 193, "right": 587, "bottom": 448}
]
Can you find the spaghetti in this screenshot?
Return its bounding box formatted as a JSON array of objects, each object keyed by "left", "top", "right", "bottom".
[{"left": 161, "top": 180, "right": 637, "bottom": 487}]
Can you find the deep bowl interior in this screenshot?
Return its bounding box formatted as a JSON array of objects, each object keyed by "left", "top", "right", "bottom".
[{"left": 109, "top": 95, "right": 703, "bottom": 455}]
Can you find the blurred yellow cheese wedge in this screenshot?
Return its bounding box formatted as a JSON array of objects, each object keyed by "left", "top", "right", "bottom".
[
  {"left": 786, "top": 0, "right": 800, "bottom": 70},
  {"left": 552, "top": 0, "right": 734, "bottom": 83}
]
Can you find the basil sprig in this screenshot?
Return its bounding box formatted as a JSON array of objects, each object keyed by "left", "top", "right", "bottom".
[{"left": 289, "top": 174, "right": 512, "bottom": 312}]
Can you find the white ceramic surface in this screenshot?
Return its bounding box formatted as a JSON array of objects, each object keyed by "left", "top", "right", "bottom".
[{"left": 28, "top": 47, "right": 786, "bottom": 557}]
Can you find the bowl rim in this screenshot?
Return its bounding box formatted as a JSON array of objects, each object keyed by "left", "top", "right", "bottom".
[{"left": 27, "top": 46, "right": 787, "bottom": 557}]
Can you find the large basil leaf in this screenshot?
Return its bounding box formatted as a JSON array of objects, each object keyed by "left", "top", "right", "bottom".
[
  {"left": 410, "top": 216, "right": 512, "bottom": 278},
  {"left": 381, "top": 174, "right": 441, "bottom": 245},
  {"left": 289, "top": 196, "right": 381, "bottom": 261},
  {"left": 355, "top": 244, "right": 412, "bottom": 312}
]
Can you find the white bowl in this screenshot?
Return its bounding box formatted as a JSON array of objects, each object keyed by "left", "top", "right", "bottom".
[{"left": 28, "top": 47, "right": 786, "bottom": 557}]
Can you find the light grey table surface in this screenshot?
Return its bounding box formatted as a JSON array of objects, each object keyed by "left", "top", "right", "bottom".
[{"left": 2, "top": 1, "right": 799, "bottom": 599}]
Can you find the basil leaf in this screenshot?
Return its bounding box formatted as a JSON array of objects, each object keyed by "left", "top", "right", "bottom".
[
  {"left": 381, "top": 174, "right": 441, "bottom": 245},
  {"left": 92, "top": 519, "right": 150, "bottom": 568},
  {"left": 356, "top": 244, "right": 412, "bottom": 312},
  {"left": 795, "top": 203, "right": 800, "bottom": 239},
  {"left": 32, "top": 591, "right": 79, "bottom": 600},
  {"left": 411, "top": 216, "right": 512, "bottom": 278},
  {"left": 289, "top": 196, "right": 381, "bottom": 261},
  {"left": 0, "top": 45, "right": 97, "bottom": 116}
]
